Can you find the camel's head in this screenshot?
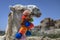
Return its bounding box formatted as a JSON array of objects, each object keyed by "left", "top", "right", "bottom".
[{"left": 27, "top": 5, "right": 41, "bottom": 17}]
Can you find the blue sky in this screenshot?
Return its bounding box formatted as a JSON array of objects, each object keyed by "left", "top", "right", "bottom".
[{"left": 0, "top": 0, "right": 60, "bottom": 31}]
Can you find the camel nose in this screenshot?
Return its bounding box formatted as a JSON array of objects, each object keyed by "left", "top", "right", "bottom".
[{"left": 35, "top": 13, "right": 41, "bottom": 17}]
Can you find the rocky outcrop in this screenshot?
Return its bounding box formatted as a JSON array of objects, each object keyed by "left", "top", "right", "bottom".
[
  {"left": 33, "top": 18, "right": 60, "bottom": 39},
  {"left": 30, "top": 18, "right": 60, "bottom": 39},
  {"left": 40, "top": 18, "right": 55, "bottom": 30},
  {"left": 39, "top": 18, "right": 60, "bottom": 31}
]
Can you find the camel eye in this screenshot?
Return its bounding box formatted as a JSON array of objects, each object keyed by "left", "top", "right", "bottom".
[{"left": 37, "top": 9, "right": 39, "bottom": 11}]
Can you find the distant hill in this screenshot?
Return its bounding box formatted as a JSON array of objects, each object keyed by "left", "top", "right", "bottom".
[{"left": 0, "top": 31, "right": 5, "bottom": 36}]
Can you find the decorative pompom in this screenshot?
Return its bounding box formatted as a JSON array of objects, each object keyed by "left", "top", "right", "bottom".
[
  {"left": 29, "top": 18, "right": 33, "bottom": 22},
  {"left": 22, "top": 15, "right": 27, "bottom": 20},
  {"left": 26, "top": 31, "right": 31, "bottom": 36},
  {"left": 24, "top": 21, "right": 30, "bottom": 27},
  {"left": 15, "top": 32, "right": 22, "bottom": 39},
  {"left": 28, "top": 23, "right": 34, "bottom": 29}
]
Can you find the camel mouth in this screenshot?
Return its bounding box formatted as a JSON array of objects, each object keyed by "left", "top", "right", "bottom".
[
  {"left": 33, "top": 13, "right": 41, "bottom": 17},
  {"left": 30, "top": 12, "right": 41, "bottom": 18},
  {"left": 35, "top": 13, "right": 41, "bottom": 17}
]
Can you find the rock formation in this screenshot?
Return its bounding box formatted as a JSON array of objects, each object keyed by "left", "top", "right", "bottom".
[
  {"left": 39, "top": 18, "right": 60, "bottom": 31},
  {"left": 31, "top": 18, "right": 60, "bottom": 39}
]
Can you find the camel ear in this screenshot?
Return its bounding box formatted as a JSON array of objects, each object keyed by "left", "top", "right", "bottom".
[{"left": 9, "top": 5, "right": 15, "bottom": 11}]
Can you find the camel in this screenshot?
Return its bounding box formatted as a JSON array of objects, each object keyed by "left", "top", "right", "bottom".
[{"left": 0, "top": 4, "right": 41, "bottom": 40}]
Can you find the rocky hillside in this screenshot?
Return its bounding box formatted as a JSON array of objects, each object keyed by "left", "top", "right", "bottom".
[{"left": 31, "top": 18, "right": 60, "bottom": 38}]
